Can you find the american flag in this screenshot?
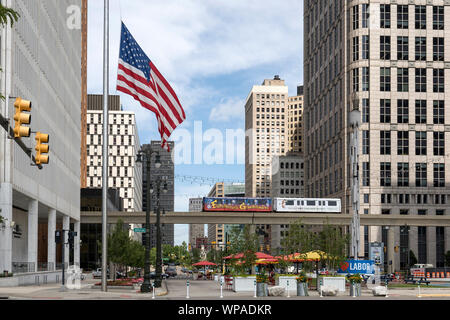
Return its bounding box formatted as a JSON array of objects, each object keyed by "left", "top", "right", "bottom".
[{"left": 116, "top": 22, "right": 185, "bottom": 151}]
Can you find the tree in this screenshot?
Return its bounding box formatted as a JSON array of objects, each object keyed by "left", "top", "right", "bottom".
[
  {"left": 0, "top": 5, "right": 19, "bottom": 101},
  {"left": 0, "top": 4, "right": 19, "bottom": 27},
  {"left": 316, "top": 221, "right": 350, "bottom": 271},
  {"left": 227, "top": 225, "right": 259, "bottom": 274},
  {"left": 409, "top": 250, "right": 418, "bottom": 267},
  {"left": 445, "top": 251, "right": 450, "bottom": 267}
]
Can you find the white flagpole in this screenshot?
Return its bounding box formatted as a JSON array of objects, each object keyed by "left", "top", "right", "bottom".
[{"left": 101, "top": 0, "right": 110, "bottom": 293}]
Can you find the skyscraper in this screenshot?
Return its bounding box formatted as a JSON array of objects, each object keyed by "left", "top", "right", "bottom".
[
  {"left": 142, "top": 141, "right": 175, "bottom": 247},
  {"left": 304, "top": 1, "right": 450, "bottom": 269}
]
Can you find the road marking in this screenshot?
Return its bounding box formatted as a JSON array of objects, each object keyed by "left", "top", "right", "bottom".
[{"left": 418, "top": 294, "right": 450, "bottom": 297}]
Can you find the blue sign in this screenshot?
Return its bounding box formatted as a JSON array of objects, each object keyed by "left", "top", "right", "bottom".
[{"left": 337, "top": 260, "right": 375, "bottom": 274}]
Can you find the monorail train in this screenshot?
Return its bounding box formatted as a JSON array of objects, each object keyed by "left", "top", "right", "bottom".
[{"left": 202, "top": 197, "right": 341, "bottom": 213}]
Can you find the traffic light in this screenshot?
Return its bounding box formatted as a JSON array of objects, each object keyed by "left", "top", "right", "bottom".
[
  {"left": 35, "top": 132, "right": 49, "bottom": 165},
  {"left": 13, "top": 97, "right": 32, "bottom": 138},
  {"left": 55, "top": 230, "right": 62, "bottom": 244}
]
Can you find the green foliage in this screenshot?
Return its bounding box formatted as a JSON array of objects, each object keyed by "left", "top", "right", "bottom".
[
  {"left": 256, "top": 274, "right": 268, "bottom": 283},
  {"left": 346, "top": 273, "right": 363, "bottom": 283},
  {"left": 409, "top": 250, "right": 418, "bottom": 267},
  {"left": 445, "top": 251, "right": 450, "bottom": 267},
  {"left": 0, "top": 4, "right": 20, "bottom": 27},
  {"left": 281, "top": 219, "right": 349, "bottom": 272},
  {"left": 227, "top": 225, "right": 259, "bottom": 274},
  {"left": 296, "top": 271, "right": 308, "bottom": 283}
]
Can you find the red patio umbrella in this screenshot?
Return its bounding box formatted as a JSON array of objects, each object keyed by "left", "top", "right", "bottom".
[
  {"left": 192, "top": 261, "right": 217, "bottom": 266},
  {"left": 223, "top": 252, "right": 274, "bottom": 260}
]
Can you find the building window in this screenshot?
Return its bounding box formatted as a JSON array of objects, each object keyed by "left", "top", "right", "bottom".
[
  {"left": 380, "top": 131, "right": 391, "bottom": 155},
  {"left": 381, "top": 194, "right": 392, "bottom": 204},
  {"left": 418, "top": 226, "right": 427, "bottom": 264},
  {"left": 415, "top": 163, "right": 427, "bottom": 187},
  {"left": 433, "top": 100, "right": 444, "bottom": 124},
  {"left": 352, "top": 5, "right": 359, "bottom": 30},
  {"left": 380, "top": 4, "right": 391, "bottom": 28},
  {"left": 433, "top": 132, "right": 445, "bottom": 156},
  {"left": 362, "top": 4, "right": 369, "bottom": 28},
  {"left": 415, "top": 5, "right": 427, "bottom": 29},
  {"left": 362, "top": 162, "right": 370, "bottom": 187},
  {"left": 352, "top": 68, "right": 359, "bottom": 92},
  {"left": 415, "top": 100, "right": 427, "bottom": 124},
  {"left": 362, "top": 130, "right": 370, "bottom": 154},
  {"left": 380, "top": 36, "right": 391, "bottom": 60},
  {"left": 433, "top": 6, "right": 444, "bottom": 30},
  {"left": 397, "top": 99, "right": 409, "bottom": 124},
  {"left": 397, "top": 68, "right": 409, "bottom": 92},
  {"left": 415, "top": 68, "right": 427, "bottom": 92},
  {"left": 380, "top": 162, "right": 391, "bottom": 187},
  {"left": 397, "top": 5, "right": 409, "bottom": 29},
  {"left": 397, "top": 36, "right": 409, "bottom": 60},
  {"left": 352, "top": 36, "right": 359, "bottom": 61},
  {"left": 415, "top": 131, "right": 427, "bottom": 155},
  {"left": 397, "top": 131, "right": 409, "bottom": 155},
  {"left": 433, "top": 38, "right": 444, "bottom": 62},
  {"left": 380, "top": 99, "right": 391, "bottom": 123},
  {"left": 362, "top": 35, "right": 369, "bottom": 59},
  {"left": 362, "top": 99, "right": 369, "bottom": 123},
  {"left": 415, "top": 37, "right": 426, "bottom": 61},
  {"left": 380, "top": 68, "right": 391, "bottom": 91},
  {"left": 398, "top": 163, "right": 409, "bottom": 187},
  {"left": 362, "top": 67, "right": 369, "bottom": 91},
  {"left": 433, "top": 163, "right": 445, "bottom": 187},
  {"left": 433, "top": 69, "right": 444, "bottom": 93}
]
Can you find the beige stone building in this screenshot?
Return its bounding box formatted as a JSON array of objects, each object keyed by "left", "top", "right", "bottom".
[{"left": 304, "top": 0, "right": 450, "bottom": 270}]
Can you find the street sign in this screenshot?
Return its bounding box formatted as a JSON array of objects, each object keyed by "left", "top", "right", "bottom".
[
  {"left": 337, "top": 260, "right": 375, "bottom": 274},
  {"left": 133, "top": 228, "right": 146, "bottom": 233}
]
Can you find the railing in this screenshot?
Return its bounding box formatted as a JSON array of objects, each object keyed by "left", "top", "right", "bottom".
[
  {"left": 37, "top": 262, "right": 55, "bottom": 272},
  {"left": 55, "top": 262, "right": 69, "bottom": 271},
  {"left": 12, "top": 262, "right": 36, "bottom": 274}
]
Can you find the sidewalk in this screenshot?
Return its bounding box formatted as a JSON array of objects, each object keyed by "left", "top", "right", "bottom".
[{"left": 1, "top": 278, "right": 450, "bottom": 300}]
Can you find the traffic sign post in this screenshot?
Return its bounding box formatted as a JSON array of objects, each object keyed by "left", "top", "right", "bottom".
[
  {"left": 220, "top": 280, "right": 223, "bottom": 298},
  {"left": 286, "top": 280, "right": 290, "bottom": 298},
  {"left": 254, "top": 280, "right": 256, "bottom": 298},
  {"left": 152, "top": 282, "right": 155, "bottom": 299}
]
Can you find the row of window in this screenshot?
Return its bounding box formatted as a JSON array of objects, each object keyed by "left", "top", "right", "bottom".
[
  {"left": 371, "top": 130, "right": 445, "bottom": 157},
  {"left": 361, "top": 99, "right": 445, "bottom": 125},
  {"left": 353, "top": 67, "right": 445, "bottom": 93},
  {"left": 373, "top": 193, "right": 447, "bottom": 206},
  {"left": 353, "top": 4, "right": 444, "bottom": 31},
  {"left": 353, "top": 36, "right": 445, "bottom": 62},
  {"left": 362, "top": 162, "right": 445, "bottom": 188}
]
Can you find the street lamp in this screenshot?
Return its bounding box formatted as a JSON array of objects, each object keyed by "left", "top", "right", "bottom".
[
  {"left": 151, "top": 177, "right": 168, "bottom": 288},
  {"left": 136, "top": 147, "right": 161, "bottom": 293}
]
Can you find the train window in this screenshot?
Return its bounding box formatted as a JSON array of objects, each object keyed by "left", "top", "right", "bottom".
[
  {"left": 306, "top": 201, "right": 315, "bottom": 206},
  {"left": 328, "top": 201, "right": 337, "bottom": 206},
  {"left": 301, "top": 201, "right": 304, "bottom": 205},
  {"left": 297, "top": 201, "right": 300, "bottom": 205},
  {"left": 286, "top": 200, "right": 294, "bottom": 205}
]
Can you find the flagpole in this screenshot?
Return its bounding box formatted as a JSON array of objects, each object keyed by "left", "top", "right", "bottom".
[{"left": 101, "top": 0, "right": 110, "bottom": 292}]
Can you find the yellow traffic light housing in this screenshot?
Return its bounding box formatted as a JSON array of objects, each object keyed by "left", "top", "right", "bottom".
[
  {"left": 35, "top": 132, "right": 49, "bottom": 165},
  {"left": 13, "top": 97, "right": 32, "bottom": 138}
]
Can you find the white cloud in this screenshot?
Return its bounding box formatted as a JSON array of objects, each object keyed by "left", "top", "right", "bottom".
[{"left": 209, "top": 97, "right": 245, "bottom": 123}]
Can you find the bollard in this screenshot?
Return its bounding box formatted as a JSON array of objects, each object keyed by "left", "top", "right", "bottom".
[
  {"left": 352, "top": 284, "right": 356, "bottom": 298},
  {"left": 220, "top": 280, "right": 223, "bottom": 298},
  {"left": 152, "top": 282, "right": 155, "bottom": 299},
  {"left": 186, "top": 280, "right": 190, "bottom": 299},
  {"left": 287, "top": 280, "right": 290, "bottom": 298},
  {"left": 418, "top": 285, "right": 421, "bottom": 298},
  {"left": 320, "top": 285, "right": 323, "bottom": 298},
  {"left": 254, "top": 280, "right": 257, "bottom": 298}
]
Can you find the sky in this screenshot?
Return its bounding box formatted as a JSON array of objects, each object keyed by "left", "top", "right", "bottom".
[{"left": 87, "top": 0, "right": 304, "bottom": 245}]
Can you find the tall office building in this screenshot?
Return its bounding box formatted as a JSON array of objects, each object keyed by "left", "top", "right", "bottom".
[
  {"left": 142, "top": 141, "right": 174, "bottom": 247},
  {"left": 0, "top": 0, "right": 82, "bottom": 277},
  {"left": 188, "top": 198, "right": 205, "bottom": 248},
  {"left": 85, "top": 95, "right": 142, "bottom": 213},
  {"left": 287, "top": 86, "right": 305, "bottom": 155},
  {"left": 304, "top": 1, "right": 450, "bottom": 269}
]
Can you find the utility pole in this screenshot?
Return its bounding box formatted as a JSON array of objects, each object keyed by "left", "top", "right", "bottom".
[{"left": 101, "top": 0, "right": 109, "bottom": 292}]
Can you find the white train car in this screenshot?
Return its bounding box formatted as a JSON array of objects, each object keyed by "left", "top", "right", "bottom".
[{"left": 273, "top": 198, "right": 341, "bottom": 213}]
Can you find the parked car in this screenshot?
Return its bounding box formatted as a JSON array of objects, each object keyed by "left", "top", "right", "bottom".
[
  {"left": 150, "top": 272, "right": 168, "bottom": 279},
  {"left": 92, "top": 268, "right": 109, "bottom": 279},
  {"left": 165, "top": 267, "right": 178, "bottom": 277}
]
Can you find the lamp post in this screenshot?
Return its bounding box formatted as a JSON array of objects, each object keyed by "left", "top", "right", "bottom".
[
  {"left": 152, "top": 177, "right": 168, "bottom": 288},
  {"left": 136, "top": 148, "right": 161, "bottom": 293}
]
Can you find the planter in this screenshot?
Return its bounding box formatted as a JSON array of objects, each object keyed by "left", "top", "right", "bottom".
[
  {"left": 320, "top": 276, "right": 346, "bottom": 292},
  {"left": 349, "top": 283, "right": 362, "bottom": 297},
  {"left": 232, "top": 276, "right": 256, "bottom": 292},
  {"left": 256, "top": 282, "right": 268, "bottom": 297},
  {"left": 297, "top": 282, "right": 309, "bottom": 296},
  {"left": 276, "top": 275, "right": 297, "bottom": 288}
]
